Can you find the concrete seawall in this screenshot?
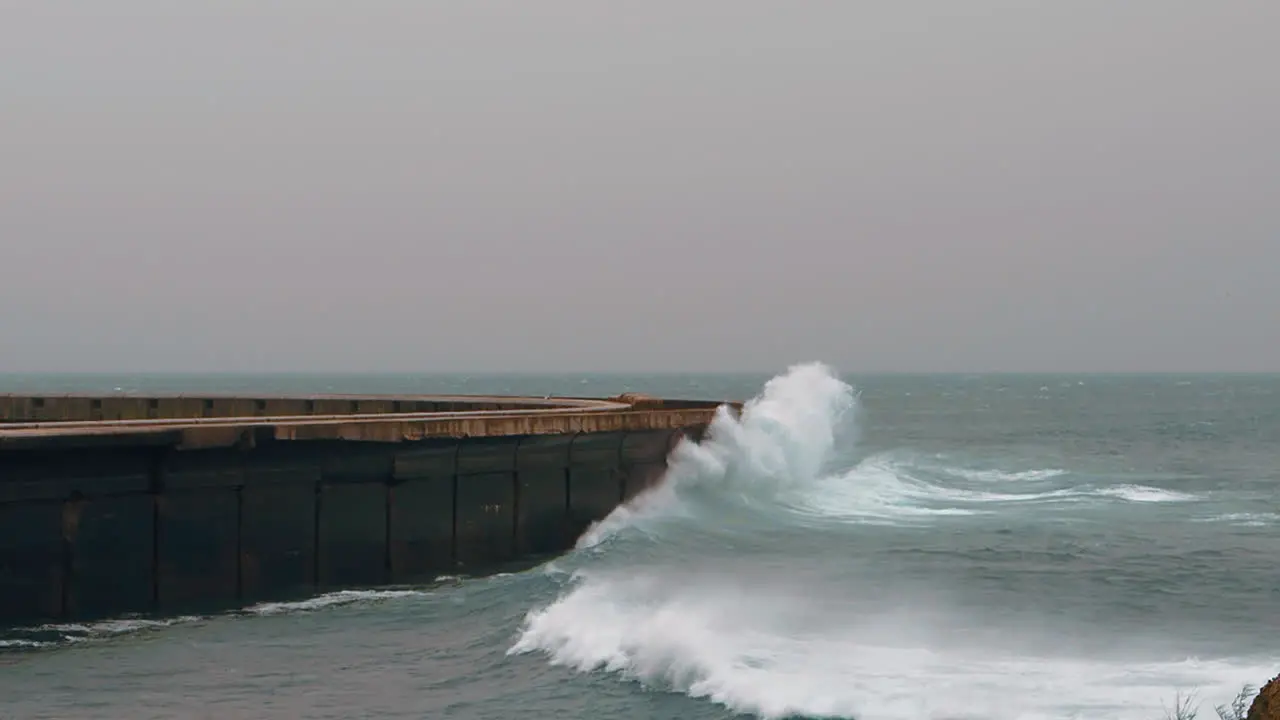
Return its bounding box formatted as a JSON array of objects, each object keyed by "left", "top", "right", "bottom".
[{"left": 0, "top": 392, "right": 734, "bottom": 626}]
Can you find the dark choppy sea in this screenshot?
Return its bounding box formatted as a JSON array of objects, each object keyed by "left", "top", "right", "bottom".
[{"left": 1, "top": 366, "right": 1277, "bottom": 720}]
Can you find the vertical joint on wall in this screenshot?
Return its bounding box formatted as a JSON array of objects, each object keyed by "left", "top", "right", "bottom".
[
  {"left": 149, "top": 447, "right": 169, "bottom": 612},
  {"left": 148, "top": 447, "right": 170, "bottom": 495},
  {"left": 616, "top": 433, "right": 627, "bottom": 504},
  {"left": 450, "top": 440, "right": 462, "bottom": 569},
  {"left": 234, "top": 486, "right": 244, "bottom": 603},
  {"left": 511, "top": 435, "right": 526, "bottom": 559},
  {"left": 60, "top": 491, "right": 86, "bottom": 621},
  {"left": 235, "top": 446, "right": 248, "bottom": 604},
  {"left": 312, "top": 466, "right": 322, "bottom": 591},
  {"left": 564, "top": 432, "right": 580, "bottom": 542},
  {"left": 383, "top": 451, "right": 393, "bottom": 584}
]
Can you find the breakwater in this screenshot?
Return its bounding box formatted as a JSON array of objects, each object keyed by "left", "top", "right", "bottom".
[{"left": 0, "top": 392, "right": 732, "bottom": 625}]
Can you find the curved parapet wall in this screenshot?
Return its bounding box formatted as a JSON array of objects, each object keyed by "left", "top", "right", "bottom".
[
  {"left": 0, "top": 393, "right": 730, "bottom": 449},
  {"left": 0, "top": 393, "right": 738, "bottom": 626},
  {"left": 0, "top": 393, "right": 629, "bottom": 424}
]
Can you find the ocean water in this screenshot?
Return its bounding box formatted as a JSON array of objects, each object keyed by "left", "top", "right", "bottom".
[{"left": 1, "top": 366, "right": 1277, "bottom": 720}]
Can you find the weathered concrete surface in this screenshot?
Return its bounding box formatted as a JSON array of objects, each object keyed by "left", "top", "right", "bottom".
[
  {"left": 0, "top": 501, "right": 62, "bottom": 623},
  {"left": 157, "top": 450, "right": 242, "bottom": 611},
  {"left": 515, "top": 434, "right": 574, "bottom": 555},
  {"left": 567, "top": 433, "right": 626, "bottom": 538},
  {"left": 0, "top": 393, "right": 732, "bottom": 626},
  {"left": 0, "top": 394, "right": 629, "bottom": 425},
  {"left": 239, "top": 444, "right": 321, "bottom": 603},
  {"left": 0, "top": 394, "right": 726, "bottom": 451},
  {"left": 455, "top": 437, "right": 519, "bottom": 568},
  {"left": 388, "top": 440, "right": 456, "bottom": 582}
]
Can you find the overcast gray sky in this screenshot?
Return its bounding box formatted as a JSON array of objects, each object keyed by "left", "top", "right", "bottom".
[{"left": 2, "top": 2, "right": 1277, "bottom": 373}]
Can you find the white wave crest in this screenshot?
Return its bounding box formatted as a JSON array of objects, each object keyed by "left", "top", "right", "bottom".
[
  {"left": 0, "top": 639, "right": 47, "bottom": 649},
  {"left": 515, "top": 363, "right": 1266, "bottom": 719},
  {"left": 579, "top": 361, "right": 857, "bottom": 546},
  {"left": 795, "top": 459, "right": 1200, "bottom": 522},
  {"left": 244, "top": 589, "right": 428, "bottom": 617},
  {"left": 664, "top": 360, "right": 857, "bottom": 498},
  {"left": 36, "top": 615, "right": 202, "bottom": 637},
  {"left": 1193, "top": 512, "right": 1278, "bottom": 527},
  {"left": 1094, "top": 485, "right": 1198, "bottom": 503},
  {"left": 510, "top": 571, "right": 1272, "bottom": 720},
  {"left": 579, "top": 365, "right": 1209, "bottom": 551},
  {"left": 947, "top": 467, "right": 1068, "bottom": 483},
  {"left": 578, "top": 364, "right": 1200, "bottom": 544},
  {"left": 0, "top": 615, "right": 205, "bottom": 649},
  {"left": 786, "top": 458, "right": 995, "bottom": 524}
]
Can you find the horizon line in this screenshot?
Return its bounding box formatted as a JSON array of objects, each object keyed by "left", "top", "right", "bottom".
[{"left": 2, "top": 369, "right": 1279, "bottom": 377}]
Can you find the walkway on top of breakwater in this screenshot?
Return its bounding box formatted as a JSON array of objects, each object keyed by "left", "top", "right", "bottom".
[{"left": 0, "top": 393, "right": 738, "bottom": 449}]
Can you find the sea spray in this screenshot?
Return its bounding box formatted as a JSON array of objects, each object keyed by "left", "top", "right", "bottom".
[
  {"left": 510, "top": 364, "right": 1274, "bottom": 720},
  {"left": 577, "top": 361, "right": 857, "bottom": 548}
]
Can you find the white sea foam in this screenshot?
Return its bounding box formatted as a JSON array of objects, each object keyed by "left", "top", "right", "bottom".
[
  {"left": 244, "top": 590, "right": 427, "bottom": 617},
  {"left": 3, "top": 592, "right": 431, "bottom": 649},
  {"left": 1193, "top": 512, "right": 1279, "bottom": 527},
  {"left": 786, "top": 458, "right": 995, "bottom": 524},
  {"left": 1094, "top": 485, "right": 1198, "bottom": 503},
  {"left": 514, "top": 363, "right": 1255, "bottom": 719},
  {"left": 0, "top": 639, "right": 47, "bottom": 649},
  {"left": 579, "top": 361, "right": 857, "bottom": 546},
  {"left": 947, "top": 467, "right": 1068, "bottom": 483},
  {"left": 578, "top": 363, "right": 1191, "bottom": 545},
  {"left": 0, "top": 615, "right": 206, "bottom": 648},
  {"left": 37, "top": 615, "right": 203, "bottom": 636},
  {"left": 510, "top": 569, "right": 1271, "bottom": 720},
  {"left": 815, "top": 460, "right": 1196, "bottom": 516}
]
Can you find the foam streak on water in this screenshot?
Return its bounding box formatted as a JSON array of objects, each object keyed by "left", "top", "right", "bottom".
[
  {"left": 244, "top": 590, "right": 429, "bottom": 617},
  {"left": 511, "top": 363, "right": 1277, "bottom": 720}
]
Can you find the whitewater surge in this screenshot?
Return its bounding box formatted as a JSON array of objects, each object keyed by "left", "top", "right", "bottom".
[
  {"left": 576, "top": 362, "right": 1199, "bottom": 541},
  {"left": 576, "top": 361, "right": 858, "bottom": 547},
  {"left": 511, "top": 574, "right": 1268, "bottom": 719},
  {"left": 511, "top": 363, "right": 1273, "bottom": 720}
]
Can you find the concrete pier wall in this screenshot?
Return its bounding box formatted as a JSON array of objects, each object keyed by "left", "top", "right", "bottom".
[{"left": 0, "top": 393, "right": 724, "bottom": 626}]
